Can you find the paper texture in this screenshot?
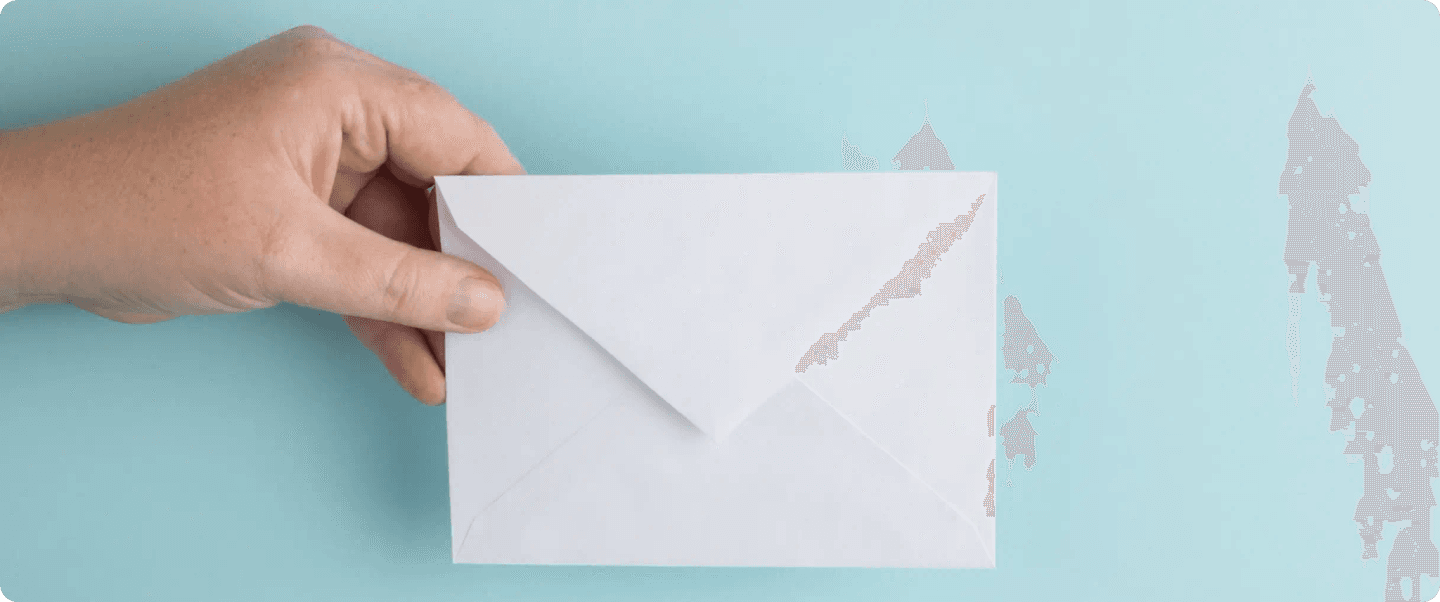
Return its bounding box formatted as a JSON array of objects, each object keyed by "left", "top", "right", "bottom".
[{"left": 439, "top": 172, "right": 996, "bottom": 567}]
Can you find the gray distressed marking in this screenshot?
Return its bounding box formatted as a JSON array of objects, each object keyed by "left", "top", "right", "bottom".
[
  {"left": 1280, "top": 80, "right": 1439, "bottom": 602},
  {"left": 1002, "top": 296, "right": 1055, "bottom": 392},
  {"left": 985, "top": 404, "right": 996, "bottom": 517},
  {"left": 999, "top": 295, "right": 1052, "bottom": 485},
  {"left": 892, "top": 105, "right": 956, "bottom": 171},
  {"left": 984, "top": 459, "right": 996, "bottom": 518},
  {"left": 794, "top": 195, "right": 986, "bottom": 372},
  {"left": 840, "top": 133, "right": 880, "bottom": 171},
  {"left": 998, "top": 406, "right": 1037, "bottom": 487}
]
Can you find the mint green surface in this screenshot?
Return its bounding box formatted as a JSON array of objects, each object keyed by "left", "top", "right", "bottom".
[{"left": 2, "top": 1, "right": 1439, "bottom": 600}]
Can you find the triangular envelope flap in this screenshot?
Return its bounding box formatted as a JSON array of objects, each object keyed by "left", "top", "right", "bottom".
[{"left": 435, "top": 172, "right": 993, "bottom": 440}]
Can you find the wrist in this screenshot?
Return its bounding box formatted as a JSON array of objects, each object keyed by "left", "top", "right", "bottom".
[{"left": 0, "top": 126, "right": 65, "bottom": 308}]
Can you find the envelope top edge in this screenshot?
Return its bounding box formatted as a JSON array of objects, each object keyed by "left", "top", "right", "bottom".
[{"left": 436, "top": 172, "right": 997, "bottom": 440}]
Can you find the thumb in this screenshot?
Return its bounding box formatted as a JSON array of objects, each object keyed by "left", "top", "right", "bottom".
[{"left": 269, "top": 202, "right": 505, "bottom": 333}]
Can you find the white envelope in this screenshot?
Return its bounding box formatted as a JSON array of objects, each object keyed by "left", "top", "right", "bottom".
[{"left": 437, "top": 172, "right": 997, "bottom": 568}]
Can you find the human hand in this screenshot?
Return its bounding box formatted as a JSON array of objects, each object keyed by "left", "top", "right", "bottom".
[{"left": 0, "top": 25, "right": 523, "bottom": 405}]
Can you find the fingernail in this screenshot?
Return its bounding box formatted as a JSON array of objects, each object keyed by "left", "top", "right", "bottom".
[{"left": 447, "top": 277, "right": 505, "bottom": 331}]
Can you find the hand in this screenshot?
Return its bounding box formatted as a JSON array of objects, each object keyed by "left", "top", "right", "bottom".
[{"left": 0, "top": 25, "right": 522, "bottom": 405}]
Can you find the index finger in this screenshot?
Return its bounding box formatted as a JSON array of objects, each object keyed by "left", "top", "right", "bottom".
[{"left": 323, "top": 35, "right": 526, "bottom": 186}]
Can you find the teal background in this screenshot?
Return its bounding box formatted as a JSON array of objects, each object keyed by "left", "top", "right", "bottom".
[{"left": 1, "top": 0, "right": 1438, "bottom": 600}]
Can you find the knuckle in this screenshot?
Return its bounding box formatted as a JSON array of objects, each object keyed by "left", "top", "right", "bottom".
[
  {"left": 285, "top": 31, "right": 350, "bottom": 78},
  {"left": 394, "top": 72, "right": 446, "bottom": 104},
  {"left": 285, "top": 24, "right": 335, "bottom": 41},
  {"left": 380, "top": 248, "right": 424, "bottom": 319},
  {"left": 282, "top": 25, "right": 344, "bottom": 57}
]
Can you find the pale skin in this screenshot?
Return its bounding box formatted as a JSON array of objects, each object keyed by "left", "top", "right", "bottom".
[{"left": 0, "top": 25, "right": 519, "bottom": 405}]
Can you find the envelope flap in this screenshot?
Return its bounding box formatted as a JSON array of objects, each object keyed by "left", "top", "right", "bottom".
[{"left": 435, "top": 172, "right": 994, "bottom": 440}]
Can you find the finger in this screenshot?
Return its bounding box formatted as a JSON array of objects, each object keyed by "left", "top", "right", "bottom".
[
  {"left": 267, "top": 180, "right": 505, "bottom": 334},
  {"left": 329, "top": 45, "right": 527, "bottom": 184},
  {"left": 424, "top": 328, "right": 445, "bottom": 373},
  {"left": 345, "top": 168, "right": 434, "bottom": 250},
  {"left": 427, "top": 186, "right": 442, "bottom": 253},
  {"left": 422, "top": 189, "right": 446, "bottom": 372},
  {"left": 343, "top": 169, "right": 448, "bottom": 383},
  {"left": 347, "top": 175, "right": 448, "bottom": 373},
  {"left": 344, "top": 315, "right": 445, "bottom": 405}
]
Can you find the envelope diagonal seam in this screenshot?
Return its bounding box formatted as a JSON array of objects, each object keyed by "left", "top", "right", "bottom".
[
  {"left": 456, "top": 396, "right": 626, "bottom": 559},
  {"left": 791, "top": 377, "right": 995, "bottom": 566}
]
